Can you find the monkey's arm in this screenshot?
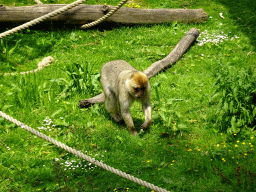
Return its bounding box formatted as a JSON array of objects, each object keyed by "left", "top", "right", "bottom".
[
  {"left": 119, "top": 95, "right": 137, "bottom": 135},
  {"left": 79, "top": 28, "right": 200, "bottom": 108},
  {"left": 141, "top": 98, "right": 151, "bottom": 129}
]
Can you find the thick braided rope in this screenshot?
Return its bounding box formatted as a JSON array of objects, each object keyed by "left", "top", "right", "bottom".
[
  {"left": 0, "top": 111, "right": 169, "bottom": 192},
  {"left": 34, "top": 0, "right": 43, "bottom": 4},
  {"left": 81, "top": 0, "right": 128, "bottom": 29},
  {"left": 0, "top": 0, "right": 88, "bottom": 39},
  {"left": 2, "top": 56, "right": 54, "bottom": 76}
]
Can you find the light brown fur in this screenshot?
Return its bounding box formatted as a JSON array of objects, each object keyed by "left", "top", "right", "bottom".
[
  {"left": 101, "top": 60, "right": 151, "bottom": 135},
  {"left": 131, "top": 72, "right": 148, "bottom": 88}
]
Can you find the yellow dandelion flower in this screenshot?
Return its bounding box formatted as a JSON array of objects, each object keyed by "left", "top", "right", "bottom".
[
  {"left": 172, "top": 160, "right": 175, "bottom": 162},
  {"left": 250, "top": 145, "right": 253, "bottom": 148},
  {"left": 234, "top": 134, "right": 236, "bottom": 136},
  {"left": 158, "top": 168, "right": 161, "bottom": 170},
  {"left": 220, "top": 133, "right": 223, "bottom": 135},
  {"left": 228, "top": 150, "right": 232, "bottom": 152},
  {"left": 170, "top": 164, "right": 173, "bottom": 166},
  {"left": 147, "top": 160, "right": 150, "bottom": 163},
  {"left": 211, "top": 159, "right": 213, "bottom": 161},
  {"left": 244, "top": 153, "right": 247, "bottom": 156},
  {"left": 232, "top": 157, "right": 234, "bottom": 159},
  {"left": 216, "top": 144, "right": 220, "bottom": 147},
  {"left": 237, "top": 140, "right": 240, "bottom": 143},
  {"left": 235, "top": 145, "right": 238, "bottom": 147},
  {"left": 188, "top": 149, "right": 192, "bottom": 151},
  {"left": 56, "top": 183, "right": 59, "bottom": 186},
  {"left": 198, "top": 149, "right": 200, "bottom": 151},
  {"left": 242, "top": 142, "right": 245, "bottom": 145},
  {"left": 251, "top": 137, "right": 254, "bottom": 140}
]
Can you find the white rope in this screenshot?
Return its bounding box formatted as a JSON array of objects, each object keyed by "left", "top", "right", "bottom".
[
  {"left": 0, "top": 0, "right": 88, "bottom": 39},
  {"left": 2, "top": 56, "right": 54, "bottom": 76},
  {"left": 0, "top": 111, "right": 169, "bottom": 192},
  {"left": 81, "top": 0, "right": 128, "bottom": 29},
  {"left": 0, "top": 0, "right": 128, "bottom": 38},
  {"left": 34, "top": 0, "right": 43, "bottom": 4}
]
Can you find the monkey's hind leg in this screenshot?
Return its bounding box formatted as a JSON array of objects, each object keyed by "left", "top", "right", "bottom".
[{"left": 104, "top": 91, "right": 123, "bottom": 123}]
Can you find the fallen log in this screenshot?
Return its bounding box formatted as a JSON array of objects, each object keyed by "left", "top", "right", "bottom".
[
  {"left": 79, "top": 27, "right": 200, "bottom": 108},
  {"left": 0, "top": 4, "right": 207, "bottom": 24}
]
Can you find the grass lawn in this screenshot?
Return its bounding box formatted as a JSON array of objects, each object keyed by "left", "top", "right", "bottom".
[{"left": 0, "top": 0, "right": 256, "bottom": 191}]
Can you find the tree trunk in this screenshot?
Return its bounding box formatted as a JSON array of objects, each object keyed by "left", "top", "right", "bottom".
[
  {"left": 0, "top": 4, "right": 207, "bottom": 24},
  {"left": 79, "top": 27, "right": 200, "bottom": 108}
]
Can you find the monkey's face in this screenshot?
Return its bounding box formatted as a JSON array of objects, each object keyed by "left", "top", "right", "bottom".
[
  {"left": 129, "top": 72, "right": 148, "bottom": 98},
  {"left": 132, "top": 86, "right": 146, "bottom": 98}
]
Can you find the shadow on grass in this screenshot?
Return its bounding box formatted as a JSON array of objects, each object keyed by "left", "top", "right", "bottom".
[{"left": 213, "top": 0, "right": 256, "bottom": 50}]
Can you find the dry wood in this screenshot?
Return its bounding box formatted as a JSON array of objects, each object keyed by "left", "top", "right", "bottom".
[
  {"left": 79, "top": 28, "right": 200, "bottom": 108},
  {"left": 0, "top": 4, "right": 207, "bottom": 24}
]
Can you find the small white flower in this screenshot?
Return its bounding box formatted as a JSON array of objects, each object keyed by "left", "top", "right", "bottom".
[
  {"left": 220, "top": 23, "right": 223, "bottom": 25},
  {"left": 219, "top": 13, "right": 225, "bottom": 19}
]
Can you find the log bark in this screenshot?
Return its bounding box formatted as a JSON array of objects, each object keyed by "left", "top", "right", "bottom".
[
  {"left": 79, "top": 28, "right": 200, "bottom": 108},
  {"left": 0, "top": 4, "right": 207, "bottom": 24}
]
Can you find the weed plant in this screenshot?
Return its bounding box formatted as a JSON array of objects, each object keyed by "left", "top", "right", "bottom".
[
  {"left": 0, "top": 0, "right": 256, "bottom": 191},
  {"left": 211, "top": 63, "right": 256, "bottom": 135}
]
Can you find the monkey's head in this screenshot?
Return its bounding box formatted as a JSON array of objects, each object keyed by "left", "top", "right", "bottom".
[{"left": 128, "top": 71, "right": 149, "bottom": 98}]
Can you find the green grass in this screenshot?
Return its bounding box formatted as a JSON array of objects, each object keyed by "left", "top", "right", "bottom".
[{"left": 0, "top": 0, "right": 256, "bottom": 191}]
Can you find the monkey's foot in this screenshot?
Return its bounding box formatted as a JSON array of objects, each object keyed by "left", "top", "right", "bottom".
[{"left": 131, "top": 129, "right": 138, "bottom": 136}]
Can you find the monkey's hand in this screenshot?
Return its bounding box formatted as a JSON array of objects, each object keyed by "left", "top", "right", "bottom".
[
  {"left": 113, "top": 114, "right": 123, "bottom": 123},
  {"left": 140, "top": 121, "right": 150, "bottom": 130}
]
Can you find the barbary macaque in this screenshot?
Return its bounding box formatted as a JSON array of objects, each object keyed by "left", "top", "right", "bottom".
[{"left": 101, "top": 60, "right": 151, "bottom": 135}]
